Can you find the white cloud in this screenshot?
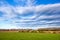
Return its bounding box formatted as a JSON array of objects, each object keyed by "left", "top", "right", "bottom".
[
  {"left": 14, "top": 0, "right": 37, "bottom": 6},
  {"left": 0, "top": 0, "right": 60, "bottom": 28}
]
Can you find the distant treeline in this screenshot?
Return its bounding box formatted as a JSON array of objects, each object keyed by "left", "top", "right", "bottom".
[
  {"left": 0, "top": 28, "right": 60, "bottom": 33},
  {"left": 0, "top": 28, "right": 60, "bottom": 31}
]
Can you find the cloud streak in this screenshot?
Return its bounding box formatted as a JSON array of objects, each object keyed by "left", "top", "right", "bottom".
[{"left": 0, "top": 0, "right": 60, "bottom": 29}]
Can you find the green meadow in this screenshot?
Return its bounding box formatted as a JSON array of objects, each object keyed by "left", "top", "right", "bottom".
[{"left": 0, "top": 32, "right": 60, "bottom": 40}]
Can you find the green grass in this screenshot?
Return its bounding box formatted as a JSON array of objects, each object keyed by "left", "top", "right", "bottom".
[{"left": 0, "top": 32, "right": 60, "bottom": 40}]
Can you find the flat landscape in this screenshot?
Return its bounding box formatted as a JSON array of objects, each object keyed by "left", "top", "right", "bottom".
[{"left": 0, "top": 32, "right": 60, "bottom": 40}]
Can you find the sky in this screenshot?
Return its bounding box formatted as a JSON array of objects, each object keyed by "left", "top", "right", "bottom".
[{"left": 0, "top": 0, "right": 60, "bottom": 29}]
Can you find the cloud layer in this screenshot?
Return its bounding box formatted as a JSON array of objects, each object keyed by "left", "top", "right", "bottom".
[{"left": 0, "top": 0, "right": 60, "bottom": 29}]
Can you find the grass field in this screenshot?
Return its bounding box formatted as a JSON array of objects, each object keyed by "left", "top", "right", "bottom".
[{"left": 0, "top": 32, "right": 60, "bottom": 40}]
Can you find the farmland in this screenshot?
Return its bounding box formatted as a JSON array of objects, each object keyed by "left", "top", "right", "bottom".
[{"left": 0, "top": 32, "right": 60, "bottom": 40}]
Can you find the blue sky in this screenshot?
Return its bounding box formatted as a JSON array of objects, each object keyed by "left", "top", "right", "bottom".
[{"left": 0, "top": 0, "right": 60, "bottom": 29}]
